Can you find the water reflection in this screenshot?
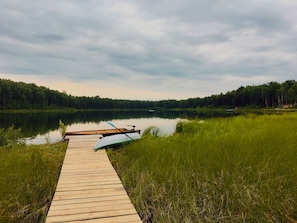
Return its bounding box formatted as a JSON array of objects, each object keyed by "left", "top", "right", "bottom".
[
  {"left": 25, "top": 117, "right": 183, "bottom": 144},
  {"left": 0, "top": 109, "right": 237, "bottom": 144}
]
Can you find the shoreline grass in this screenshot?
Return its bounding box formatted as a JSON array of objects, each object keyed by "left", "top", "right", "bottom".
[
  {"left": 108, "top": 113, "right": 297, "bottom": 222},
  {"left": 1, "top": 112, "right": 296, "bottom": 222},
  {"left": 0, "top": 142, "right": 67, "bottom": 223}
]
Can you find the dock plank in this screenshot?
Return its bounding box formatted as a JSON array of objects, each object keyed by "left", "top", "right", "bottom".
[{"left": 46, "top": 135, "right": 141, "bottom": 223}]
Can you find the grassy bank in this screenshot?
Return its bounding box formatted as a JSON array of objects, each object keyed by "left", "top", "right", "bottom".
[
  {"left": 0, "top": 143, "right": 67, "bottom": 223},
  {"left": 108, "top": 113, "right": 297, "bottom": 222}
]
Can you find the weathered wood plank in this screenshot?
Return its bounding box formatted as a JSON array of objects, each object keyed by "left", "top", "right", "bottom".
[
  {"left": 52, "top": 191, "right": 128, "bottom": 201},
  {"left": 56, "top": 177, "right": 121, "bottom": 185},
  {"left": 49, "top": 198, "right": 132, "bottom": 210},
  {"left": 56, "top": 178, "right": 122, "bottom": 185},
  {"left": 46, "top": 208, "right": 138, "bottom": 222},
  {"left": 48, "top": 194, "right": 130, "bottom": 206},
  {"left": 66, "top": 214, "right": 142, "bottom": 223},
  {"left": 46, "top": 135, "right": 141, "bottom": 223},
  {"left": 46, "top": 203, "right": 136, "bottom": 216}
]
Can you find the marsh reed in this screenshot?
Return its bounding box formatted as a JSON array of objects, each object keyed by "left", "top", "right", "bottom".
[
  {"left": 109, "top": 113, "right": 297, "bottom": 222},
  {"left": 0, "top": 143, "right": 67, "bottom": 223}
]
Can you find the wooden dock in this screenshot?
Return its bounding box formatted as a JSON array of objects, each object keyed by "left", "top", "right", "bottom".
[{"left": 46, "top": 135, "right": 141, "bottom": 223}]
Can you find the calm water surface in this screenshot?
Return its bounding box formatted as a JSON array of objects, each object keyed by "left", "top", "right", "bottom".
[
  {"left": 0, "top": 110, "right": 237, "bottom": 144},
  {"left": 27, "top": 117, "right": 183, "bottom": 144}
]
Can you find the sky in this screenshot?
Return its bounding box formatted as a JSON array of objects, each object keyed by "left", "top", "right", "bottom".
[{"left": 1, "top": 0, "right": 297, "bottom": 100}]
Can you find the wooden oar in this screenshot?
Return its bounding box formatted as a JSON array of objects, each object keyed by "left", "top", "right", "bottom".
[{"left": 107, "top": 121, "right": 135, "bottom": 141}]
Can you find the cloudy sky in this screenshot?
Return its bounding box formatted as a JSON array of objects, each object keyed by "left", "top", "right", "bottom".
[{"left": 1, "top": 0, "right": 297, "bottom": 100}]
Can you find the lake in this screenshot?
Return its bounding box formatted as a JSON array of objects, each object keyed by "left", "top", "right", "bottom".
[
  {"left": 0, "top": 109, "right": 237, "bottom": 144},
  {"left": 29, "top": 117, "right": 184, "bottom": 144}
]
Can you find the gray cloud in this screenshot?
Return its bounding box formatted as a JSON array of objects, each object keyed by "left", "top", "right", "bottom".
[{"left": 1, "top": 0, "right": 297, "bottom": 99}]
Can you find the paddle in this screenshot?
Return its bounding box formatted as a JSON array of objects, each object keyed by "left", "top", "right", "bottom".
[{"left": 107, "top": 121, "right": 135, "bottom": 141}]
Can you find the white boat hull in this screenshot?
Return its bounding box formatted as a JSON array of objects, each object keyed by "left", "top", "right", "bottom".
[{"left": 94, "top": 132, "right": 141, "bottom": 151}]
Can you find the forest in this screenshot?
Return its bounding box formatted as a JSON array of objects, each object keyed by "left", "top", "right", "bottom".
[{"left": 0, "top": 78, "right": 297, "bottom": 110}]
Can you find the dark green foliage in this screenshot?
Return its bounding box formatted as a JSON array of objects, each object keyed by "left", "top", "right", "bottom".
[
  {"left": 1, "top": 78, "right": 297, "bottom": 110},
  {"left": 0, "top": 125, "right": 24, "bottom": 148},
  {"left": 0, "top": 79, "right": 155, "bottom": 110}
]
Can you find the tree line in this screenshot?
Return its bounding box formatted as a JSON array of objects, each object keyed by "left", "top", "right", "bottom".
[{"left": 0, "top": 78, "right": 297, "bottom": 110}]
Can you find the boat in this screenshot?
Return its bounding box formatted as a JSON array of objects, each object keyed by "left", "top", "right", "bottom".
[
  {"left": 94, "top": 131, "right": 141, "bottom": 151},
  {"left": 65, "top": 125, "right": 141, "bottom": 151},
  {"left": 65, "top": 128, "right": 138, "bottom": 137}
]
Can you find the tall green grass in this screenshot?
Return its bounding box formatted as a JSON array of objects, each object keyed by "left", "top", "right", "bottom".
[
  {"left": 108, "top": 113, "right": 297, "bottom": 222},
  {"left": 0, "top": 143, "right": 67, "bottom": 223},
  {"left": 0, "top": 125, "right": 24, "bottom": 148}
]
